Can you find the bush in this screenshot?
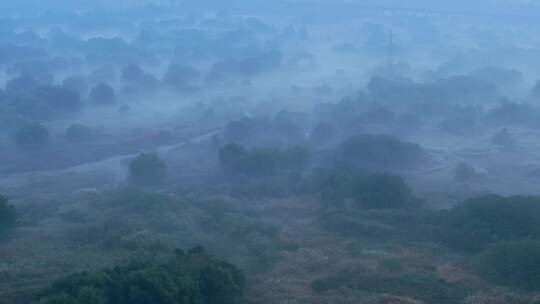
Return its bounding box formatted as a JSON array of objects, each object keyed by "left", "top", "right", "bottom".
[
  {"left": 492, "top": 128, "right": 516, "bottom": 148},
  {"left": 440, "top": 195, "right": 540, "bottom": 252},
  {"left": 89, "top": 83, "right": 115, "bottom": 105},
  {"left": 104, "top": 187, "right": 172, "bottom": 212},
  {"left": 310, "top": 167, "right": 418, "bottom": 209},
  {"left": 339, "top": 134, "right": 428, "bottom": 172},
  {"left": 354, "top": 174, "right": 417, "bottom": 209},
  {"left": 312, "top": 267, "right": 469, "bottom": 304},
  {"left": 163, "top": 64, "right": 201, "bottom": 89},
  {"left": 477, "top": 241, "right": 540, "bottom": 290},
  {"left": 454, "top": 162, "right": 479, "bottom": 183},
  {"left": 0, "top": 195, "right": 16, "bottom": 235},
  {"left": 218, "top": 143, "right": 311, "bottom": 178},
  {"left": 128, "top": 153, "right": 167, "bottom": 187},
  {"left": 311, "top": 122, "right": 336, "bottom": 144},
  {"left": 33, "top": 248, "right": 245, "bottom": 304},
  {"left": 65, "top": 124, "right": 92, "bottom": 142},
  {"left": 15, "top": 123, "right": 50, "bottom": 150}
]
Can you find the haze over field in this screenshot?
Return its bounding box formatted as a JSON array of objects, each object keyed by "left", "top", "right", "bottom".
[{"left": 3, "top": 1, "right": 540, "bottom": 303}]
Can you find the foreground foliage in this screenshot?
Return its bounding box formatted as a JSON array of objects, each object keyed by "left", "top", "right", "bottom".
[
  {"left": 477, "top": 241, "right": 540, "bottom": 291},
  {"left": 440, "top": 195, "right": 540, "bottom": 252},
  {"left": 312, "top": 266, "right": 470, "bottom": 304},
  {"left": 34, "top": 248, "right": 245, "bottom": 304}
]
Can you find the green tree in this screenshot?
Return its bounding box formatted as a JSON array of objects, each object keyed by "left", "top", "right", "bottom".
[
  {"left": 33, "top": 249, "right": 245, "bottom": 304},
  {"left": 0, "top": 195, "right": 16, "bottom": 235},
  {"left": 15, "top": 123, "right": 49, "bottom": 150},
  {"left": 65, "top": 124, "right": 92, "bottom": 143},
  {"left": 128, "top": 153, "right": 167, "bottom": 187}
]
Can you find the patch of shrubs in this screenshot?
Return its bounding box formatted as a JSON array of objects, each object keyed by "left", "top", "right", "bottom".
[
  {"left": 440, "top": 195, "right": 540, "bottom": 252},
  {"left": 33, "top": 247, "right": 245, "bottom": 304},
  {"left": 453, "top": 162, "right": 480, "bottom": 183},
  {"left": 310, "top": 166, "right": 420, "bottom": 210},
  {"left": 0, "top": 195, "right": 16, "bottom": 235},
  {"left": 223, "top": 115, "right": 304, "bottom": 148},
  {"left": 338, "top": 134, "right": 429, "bottom": 172},
  {"left": 65, "top": 124, "right": 93, "bottom": 142},
  {"left": 102, "top": 187, "right": 173, "bottom": 213},
  {"left": 476, "top": 241, "right": 540, "bottom": 291},
  {"left": 312, "top": 266, "right": 469, "bottom": 304},
  {"left": 218, "top": 143, "right": 311, "bottom": 178},
  {"left": 128, "top": 153, "right": 168, "bottom": 187},
  {"left": 15, "top": 123, "right": 49, "bottom": 150}
]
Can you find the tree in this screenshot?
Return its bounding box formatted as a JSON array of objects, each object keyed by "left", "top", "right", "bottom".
[
  {"left": 454, "top": 162, "right": 478, "bottom": 183},
  {"left": 163, "top": 64, "right": 201, "bottom": 88},
  {"left": 0, "top": 195, "right": 16, "bottom": 235},
  {"left": 339, "top": 134, "right": 428, "bottom": 171},
  {"left": 62, "top": 76, "right": 88, "bottom": 93},
  {"left": 15, "top": 123, "right": 50, "bottom": 150},
  {"left": 531, "top": 80, "right": 540, "bottom": 100},
  {"left": 65, "top": 124, "right": 92, "bottom": 142},
  {"left": 128, "top": 153, "right": 167, "bottom": 187},
  {"left": 354, "top": 174, "right": 417, "bottom": 209},
  {"left": 218, "top": 143, "right": 248, "bottom": 175},
  {"left": 311, "top": 122, "right": 336, "bottom": 144},
  {"left": 218, "top": 143, "right": 311, "bottom": 178},
  {"left": 33, "top": 248, "right": 245, "bottom": 304},
  {"left": 89, "top": 83, "right": 115, "bottom": 105},
  {"left": 492, "top": 128, "right": 516, "bottom": 148},
  {"left": 33, "top": 85, "right": 82, "bottom": 116}
]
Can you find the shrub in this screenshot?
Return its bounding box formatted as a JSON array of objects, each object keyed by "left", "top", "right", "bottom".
[
  {"left": 89, "top": 83, "right": 115, "bottom": 105},
  {"left": 65, "top": 124, "right": 92, "bottom": 142},
  {"left": 339, "top": 134, "right": 428, "bottom": 171},
  {"left": 492, "top": 128, "right": 516, "bottom": 147},
  {"left": 454, "top": 162, "right": 479, "bottom": 183},
  {"left": 218, "top": 143, "right": 311, "bottom": 178},
  {"left": 0, "top": 195, "right": 16, "bottom": 235},
  {"left": 310, "top": 167, "right": 418, "bottom": 209},
  {"left": 354, "top": 174, "right": 417, "bottom": 209},
  {"left": 312, "top": 267, "right": 469, "bottom": 304},
  {"left": 163, "top": 64, "right": 201, "bottom": 89},
  {"left": 104, "top": 187, "right": 172, "bottom": 212},
  {"left": 440, "top": 195, "right": 540, "bottom": 252},
  {"left": 128, "top": 153, "right": 167, "bottom": 187},
  {"left": 33, "top": 248, "right": 245, "bottom": 304},
  {"left": 15, "top": 123, "right": 50, "bottom": 150},
  {"left": 476, "top": 241, "right": 540, "bottom": 290},
  {"left": 310, "top": 122, "right": 336, "bottom": 144}
]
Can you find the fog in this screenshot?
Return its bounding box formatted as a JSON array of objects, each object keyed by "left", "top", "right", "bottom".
[{"left": 2, "top": 1, "right": 540, "bottom": 303}]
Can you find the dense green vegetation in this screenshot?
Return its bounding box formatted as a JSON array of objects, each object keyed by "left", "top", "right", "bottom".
[
  {"left": 440, "top": 195, "right": 540, "bottom": 252},
  {"left": 128, "top": 153, "right": 168, "bottom": 187},
  {"left": 33, "top": 247, "right": 245, "bottom": 304},
  {"left": 477, "top": 241, "right": 540, "bottom": 291},
  {"left": 310, "top": 166, "right": 420, "bottom": 209}
]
